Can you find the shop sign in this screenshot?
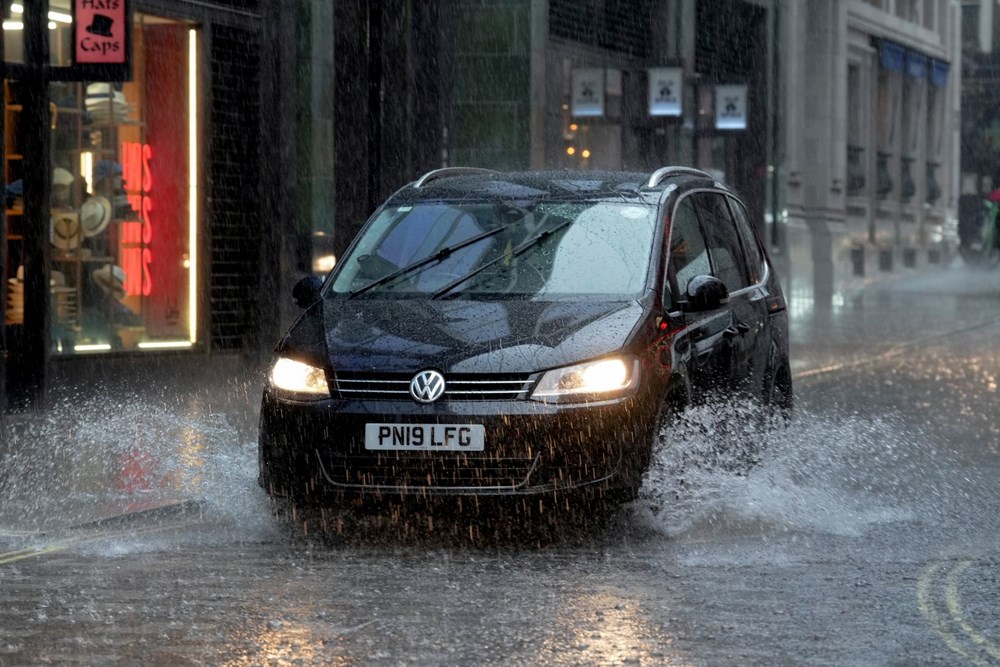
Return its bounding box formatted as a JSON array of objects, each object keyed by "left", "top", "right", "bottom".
[
  {"left": 648, "top": 67, "right": 683, "bottom": 117},
  {"left": 715, "top": 84, "right": 747, "bottom": 130},
  {"left": 571, "top": 68, "right": 605, "bottom": 118},
  {"left": 121, "top": 141, "right": 153, "bottom": 297},
  {"left": 74, "top": 0, "right": 128, "bottom": 64}
]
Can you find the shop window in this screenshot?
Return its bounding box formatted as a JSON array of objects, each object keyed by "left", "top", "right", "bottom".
[
  {"left": 4, "top": 13, "right": 200, "bottom": 354},
  {"left": 2, "top": 0, "right": 75, "bottom": 66}
]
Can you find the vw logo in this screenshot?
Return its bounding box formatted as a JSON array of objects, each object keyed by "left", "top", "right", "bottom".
[{"left": 410, "top": 370, "right": 446, "bottom": 403}]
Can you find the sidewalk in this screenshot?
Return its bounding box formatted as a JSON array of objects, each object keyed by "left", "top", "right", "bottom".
[{"left": 788, "top": 263, "right": 1000, "bottom": 378}]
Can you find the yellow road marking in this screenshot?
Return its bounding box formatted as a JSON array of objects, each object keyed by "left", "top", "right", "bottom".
[
  {"left": 918, "top": 560, "right": 1000, "bottom": 666},
  {"left": 0, "top": 544, "right": 67, "bottom": 565},
  {"left": 0, "top": 520, "right": 191, "bottom": 566},
  {"left": 945, "top": 561, "right": 1000, "bottom": 661}
]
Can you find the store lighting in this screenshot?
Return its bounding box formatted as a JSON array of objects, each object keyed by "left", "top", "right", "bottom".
[
  {"left": 48, "top": 21, "right": 55, "bottom": 29},
  {"left": 566, "top": 146, "right": 576, "bottom": 156},
  {"left": 313, "top": 254, "right": 337, "bottom": 273},
  {"left": 138, "top": 341, "right": 194, "bottom": 350},
  {"left": 74, "top": 344, "right": 112, "bottom": 352},
  {"left": 3, "top": 21, "right": 24, "bottom": 30},
  {"left": 8, "top": 4, "right": 71, "bottom": 23},
  {"left": 188, "top": 29, "right": 198, "bottom": 344},
  {"left": 80, "top": 152, "right": 93, "bottom": 194},
  {"left": 582, "top": 149, "right": 591, "bottom": 159}
]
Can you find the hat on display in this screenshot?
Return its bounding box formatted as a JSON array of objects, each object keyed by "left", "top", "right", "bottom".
[
  {"left": 51, "top": 211, "right": 81, "bottom": 251},
  {"left": 53, "top": 168, "right": 75, "bottom": 187},
  {"left": 85, "top": 83, "right": 129, "bottom": 123},
  {"left": 80, "top": 195, "right": 112, "bottom": 237},
  {"left": 92, "top": 265, "right": 127, "bottom": 300},
  {"left": 93, "top": 159, "right": 123, "bottom": 183}
]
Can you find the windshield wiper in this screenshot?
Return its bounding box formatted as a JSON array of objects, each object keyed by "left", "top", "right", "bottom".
[
  {"left": 431, "top": 218, "right": 573, "bottom": 299},
  {"left": 348, "top": 223, "right": 514, "bottom": 299}
]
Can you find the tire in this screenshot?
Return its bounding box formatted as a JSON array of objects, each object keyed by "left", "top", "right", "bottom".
[{"left": 766, "top": 364, "right": 794, "bottom": 427}]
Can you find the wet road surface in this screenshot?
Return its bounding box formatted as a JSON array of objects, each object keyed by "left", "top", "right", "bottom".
[{"left": 1, "top": 266, "right": 999, "bottom": 666}]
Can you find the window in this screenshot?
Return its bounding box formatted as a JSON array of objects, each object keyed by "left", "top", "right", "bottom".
[
  {"left": 332, "top": 201, "right": 657, "bottom": 297},
  {"left": 667, "top": 197, "right": 711, "bottom": 297},
  {"left": 693, "top": 193, "right": 750, "bottom": 292},
  {"left": 727, "top": 197, "right": 765, "bottom": 285},
  {"left": 3, "top": 14, "right": 201, "bottom": 354}
]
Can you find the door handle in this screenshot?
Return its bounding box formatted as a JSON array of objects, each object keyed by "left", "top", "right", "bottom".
[{"left": 723, "top": 322, "right": 750, "bottom": 339}]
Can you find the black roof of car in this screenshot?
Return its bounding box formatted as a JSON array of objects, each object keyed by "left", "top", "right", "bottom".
[{"left": 388, "top": 167, "right": 721, "bottom": 207}]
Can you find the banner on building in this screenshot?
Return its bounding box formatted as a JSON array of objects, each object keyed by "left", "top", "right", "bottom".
[
  {"left": 648, "top": 67, "right": 683, "bottom": 117},
  {"left": 715, "top": 84, "right": 747, "bottom": 130},
  {"left": 571, "top": 68, "right": 605, "bottom": 118}
]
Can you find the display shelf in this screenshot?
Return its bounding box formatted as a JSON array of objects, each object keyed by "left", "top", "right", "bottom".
[{"left": 53, "top": 255, "right": 116, "bottom": 263}]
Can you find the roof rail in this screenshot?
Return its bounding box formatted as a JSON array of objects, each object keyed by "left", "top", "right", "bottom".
[
  {"left": 413, "top": 167, "right": 500, "bottom": 188},
  {"left": 646, "top": 166, "right": 712, "bottom": 189}
]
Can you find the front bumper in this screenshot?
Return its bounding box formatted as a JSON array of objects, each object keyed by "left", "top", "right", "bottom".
[{"left": 257, "top": 390, "right": 655, "bottom": 501}]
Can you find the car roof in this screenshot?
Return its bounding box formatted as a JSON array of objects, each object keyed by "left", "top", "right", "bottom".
[{"left": 388, "top": 167, "right": 725, "bottom": 207}]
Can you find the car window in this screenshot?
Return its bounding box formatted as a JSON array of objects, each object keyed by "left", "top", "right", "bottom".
[
  {"left": 727, "top": 197, "right": 765, "bottom": 284},
  {"left": 527, "top": 202, "right": 655, "bottom": 295},
  {"left": 330, "top": 202, "right": 657, "bottom": 297},
  {"left": 693, "top": 192, "right": 751, "bottom": 292},
  {"left": 330, "top": 205, "right": 502, "bottom": 293},
  {"left": 668, "top": 197, "right": 712, "bottom": 296}
]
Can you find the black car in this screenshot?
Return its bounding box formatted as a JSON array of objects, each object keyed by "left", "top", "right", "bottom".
[{"left": 258, "top": 167, "right": 792, "bottom": 509}]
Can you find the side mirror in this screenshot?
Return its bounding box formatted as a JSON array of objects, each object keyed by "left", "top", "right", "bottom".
[
  {"left": 292, "top": 275, "right": 324, "bottom": 308},
  {"left": 684, "top": 275, "right": 729, "bottom": 312}
]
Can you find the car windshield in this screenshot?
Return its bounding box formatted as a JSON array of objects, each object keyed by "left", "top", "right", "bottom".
[{"left": 329, "top": 201, "right": 657, "bottom": 299}]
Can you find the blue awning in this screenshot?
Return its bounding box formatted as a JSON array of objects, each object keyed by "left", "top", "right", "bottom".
[
  {"left": 879, "top": 40, "right": 905, "bottom": 72},
  {"left": 930, "top": 59, "right": 949, "bottom": 87},
  {"left": 905, "top": 50, "right": 928, "bottom": 79}
]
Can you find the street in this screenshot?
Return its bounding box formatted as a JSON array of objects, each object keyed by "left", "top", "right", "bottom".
[{"left": 1, "top": 266, "right": 999, "bottom": 666}]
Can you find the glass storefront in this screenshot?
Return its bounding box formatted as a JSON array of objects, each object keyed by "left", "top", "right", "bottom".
[{"left": 3, "top": 11, "right": 200, "bottom": 354}]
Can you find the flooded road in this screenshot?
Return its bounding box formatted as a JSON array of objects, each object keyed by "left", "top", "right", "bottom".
[{"left": 1, "top": 268, "right": 999, "bottom": 666}]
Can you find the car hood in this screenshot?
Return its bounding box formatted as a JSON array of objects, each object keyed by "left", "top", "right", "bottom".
[{"left": 278, "top": 297, "right": 647, "bottom": 374}]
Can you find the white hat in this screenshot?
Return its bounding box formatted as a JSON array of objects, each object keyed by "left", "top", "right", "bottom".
[
  {"left": 80, "top": 195, "right": 112, "bottom": 237},
  {"left": 85, "top": 83, "right": 129, "bottom": 122},
  {"left": 51, "top": 211, "right": 81, "bottom": 251},
  {"left": 92, "top": 264, "right": 127, "bottom": 300},
  {"left": 53, "top": 168, "right": 74, "bottom": 187}
]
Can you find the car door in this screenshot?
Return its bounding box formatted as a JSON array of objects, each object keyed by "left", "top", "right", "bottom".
[
  {"left": 726, "top": 195, "right": 774, "bottom": 394},
  {"left": 665, "top": 195, "right": 733, "bottom": 399},
  {"left": 691, "top": 191, "right": 769, "bottom": 397}
]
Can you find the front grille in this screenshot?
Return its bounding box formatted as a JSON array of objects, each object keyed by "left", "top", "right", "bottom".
[
  {"left": 316, "top": 450, "right": 540, "bottom": 490},
  {"left": 332, "top": 372, "right": 535, "bottom": 401}
]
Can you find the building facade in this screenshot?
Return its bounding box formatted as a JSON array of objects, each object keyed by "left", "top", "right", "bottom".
[
  {"left": 286, "top": 0, "right": 962, "bottom": 315},
  {"left": 1, "top": 0, "right": 267, "bottom": 409},
  {"left": 778, "top": 0, "right": 962, "bottom": 312}
]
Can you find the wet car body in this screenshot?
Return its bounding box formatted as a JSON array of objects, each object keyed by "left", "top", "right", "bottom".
[{"left": 258, "top": 167, "right": 791, "bottom": 507}]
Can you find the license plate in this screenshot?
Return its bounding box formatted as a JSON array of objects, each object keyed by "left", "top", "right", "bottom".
[{"left": 365, "top": 423, "right": 485, "bottom": 452}]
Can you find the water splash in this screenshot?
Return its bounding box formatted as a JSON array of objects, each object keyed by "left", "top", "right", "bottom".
[
  {"left": 638, "top": 399, "right": 980, "bottom": 541},
  {"left": 0, "top": 386, "right": 278, "bottom": 549}
]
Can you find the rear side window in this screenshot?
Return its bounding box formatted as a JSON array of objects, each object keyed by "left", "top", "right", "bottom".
[
  {"left": 727, "top": 197, "right": 765, "bottom": 284},
  {"left": 668, "top": 198, "right": 712, "bottom": 296},
  {"left": 693, "top": 193, "right": 750, "bottom": 292}
]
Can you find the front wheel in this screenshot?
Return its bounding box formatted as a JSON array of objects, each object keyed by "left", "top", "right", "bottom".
[{"left": 766, "top": 364, "right": 794, "bottom": 427}]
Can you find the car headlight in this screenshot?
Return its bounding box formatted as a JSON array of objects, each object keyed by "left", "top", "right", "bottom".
[
  {"left": 269, "top": 357, "right": 330, "bottom": 399},
  {"left": 531, "top": 357, "right": 639, "bottom": 403}
]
